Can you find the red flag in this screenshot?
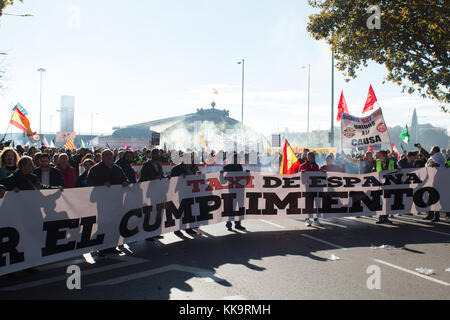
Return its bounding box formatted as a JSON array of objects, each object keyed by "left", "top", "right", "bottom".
[
  {"left": 336, "top": 91, "right": 349, "bottom": 122},
  {"left": 367, "top": 145, "right": 374, "bottom": 154},
  {"left": 362, "top": 85, "right": 378, "bottom": 114},
  {"left": 392, "top": 143, "right": 401, "bottom": 160}
]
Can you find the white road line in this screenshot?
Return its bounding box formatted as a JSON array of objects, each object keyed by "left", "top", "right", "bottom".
[
  {"left": 389, "top": 218, "right": 430, "bottom": 228},
  {"left": 36, "top": 258, "right": 87, "bottom": 271},
  {"left": 320, "top": 219, "right": 348, "bottom": 229},
  {"left": 89, "top": 264, "right": 222, "bottom": 286},
  {"left": 374, "top": 259, "right": 450, "bottom": 287},
  {"left": 419, "top": 228, "right": 450, "bottom": 237},
  {"left": 0, "top": 256, "right": 148, "bottom": 291},
  {"left": 223, "top": 295, "right": 246, "bottom": 300},
  {"left": 258, "top": 219, "right": 286, "bottom": 229},
  {"left": 300, "top": 234, "right": 347, "bottom": 250}
]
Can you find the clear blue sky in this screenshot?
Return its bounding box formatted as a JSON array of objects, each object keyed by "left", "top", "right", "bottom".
[{"left": 0, "top": 0, "right": 448, "bottom": 138}]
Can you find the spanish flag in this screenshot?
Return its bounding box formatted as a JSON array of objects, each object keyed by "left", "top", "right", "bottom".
[
  {"left": 279, "top": 140, "right": 300, "bottom": 174},
  {"left": 201, "top": 136, "right": 206, "bottom": 149},
  {"left": 64, "top": 138, "right": 76, "bottom": 150},
  {"left": 10, "top": 107, "right": 36, "bottom": 137}
]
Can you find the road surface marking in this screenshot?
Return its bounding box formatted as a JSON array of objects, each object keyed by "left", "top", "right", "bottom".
[
  {"left": 419, "top": 228, "right": 450, "bottom": 237},
  {"left": 89, "top": 264, "right": 223, "bottom": 286},
  {"left": 223, "top": 295, "right": 246, "bottom": 300},
  {"left": 83, "top": 253, "right": 96, "bottom": 264},
  {"left": 258, "top": 219, "right": 286, "bottom": 229},
  {"left": 0, "top": 256, "right": 148, "bottom": 291},
  {"left": 320, "top": 219, "right": 348, "bottom": 229},
  {"left": 374, "top": 259, "right": 450, "bottom": 287},
  {"left": 301, "top": 234, "right": 347, "bottom": 250}
]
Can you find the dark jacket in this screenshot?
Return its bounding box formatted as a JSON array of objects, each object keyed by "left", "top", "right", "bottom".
[
  {"left": 87, "top": 161, "right": 128, "bottom": 187},
  {"left": 139, "top": 161, "right": 164, "bottom": 182},
  {"left": 116, "top": 158, "right": 137, "bottom": 183},
  {"left": 33, "top": 167, "right": 65, "bottom": 187},
  {"left": 0, "top": 170, "right": 56, "bottom": 191},
  {"left": 360, "top": 159, "right": 376, "bottom": 174},
  {"left": 398, "top": 158, "right": 415, "bottom": 169},
  {"left": 0, "top": 166, "right": 17, "bottom": 180},
  {"left": 170, "top": 163, "right": 200, "bottom": 177}
]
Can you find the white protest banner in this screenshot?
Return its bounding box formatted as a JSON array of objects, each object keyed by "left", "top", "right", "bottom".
[
  {"left": 0, "top": 168, "right": 449, "bottom": 275},
  {"left": 341, "top": 109, "right": 391, "bottom": 149}
]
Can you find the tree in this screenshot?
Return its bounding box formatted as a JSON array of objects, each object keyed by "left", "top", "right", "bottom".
[
  {"left": 307, "top": 0, "right": 449, "bottom": 112},
  {"left": 0, "top": 1, "right": 23, "bottom": 15}
]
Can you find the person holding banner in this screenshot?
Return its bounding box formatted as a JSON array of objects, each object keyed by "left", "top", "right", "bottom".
[
  {"left": 374, "top": 150, "right": 398, "bottom": 224},
  {"left": 297, "top": 152, "right": 321, "bottom": 227},
  {"left": 139, "top": 149, "right": 166, "bottom": 241},
  {"left": 33, "top": 153, "right": 65, "bottom": 188},
  {"left": 222, "top": 152, "right": 247, "bottom": 231},
  {"left": 56, "top": 153, "right": 77, "bottom": 189},
  {"left": 421, "top": 146, "right": 447, "bottom": 222},
  {"left": 0, "top": 156, "right": 63, "bottom": 192},
  {"left": 139, "top": 149, "right": 165, "bottom": 182},
  {"left": 116, "top": 150, "right": 137, "bottom": 184},
  {"left": 0, "top": 184, "right": 5, "bottom": 199},
  {"left": 170, "top": 151, "right": 201, "bottom": 235},
  {"left": 87, "top": 149, "right": 129, "bottom": 256},
  {"left": 359, "top": 151, "right": 376, "bottom": 174},
  {"left": 0, "top": 147, "right": 19, "bottom": 180},
  {"left": 398, "top": 152, "right": 416, "bottom": 169},
  {"left": 319, "top": 155, "right": 345, "bottom": 173},
  {"left": 75, "top": 159, "right": 95, "bottom": 188},
  {"left": 87, "top": 149, "right": 129, "bottom": 188}
]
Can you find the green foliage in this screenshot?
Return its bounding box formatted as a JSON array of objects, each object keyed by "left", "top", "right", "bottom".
[
  {"left": 307, "top": 0, "right": 449, "bottom": 112},
  {"left": 0, "top": 1, "right": 23, "bottom": 15}
]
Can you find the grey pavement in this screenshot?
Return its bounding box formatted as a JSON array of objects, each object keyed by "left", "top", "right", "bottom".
[{"left": 0, "top": 214, "right": 449, "bottom": 300}]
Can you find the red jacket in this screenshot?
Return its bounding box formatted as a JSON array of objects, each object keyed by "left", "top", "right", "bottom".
[
  {"left": 297, "top": 161, "right": 320, "bottom": 172},
  {"left": 58, "top": 166, "right": 77, "bottom": 188}
]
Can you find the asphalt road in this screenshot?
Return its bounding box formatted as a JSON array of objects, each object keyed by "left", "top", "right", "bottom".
[{"left": 0, "top": 214, "right": 449, "bottom": 300}]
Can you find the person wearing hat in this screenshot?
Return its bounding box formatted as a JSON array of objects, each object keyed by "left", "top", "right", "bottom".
[{"left": 374, "top": 150, "right": 398, "bottom": 224}]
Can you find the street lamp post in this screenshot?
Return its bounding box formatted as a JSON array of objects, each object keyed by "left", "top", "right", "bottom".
[
  {"left": 237, "top": 59, "right": 245, "bottom": 124},
  {"left": 301, "top": 64, "right": 311, "bottom": 147},
  {"left": 330, "top": 52, "right": 335, "bottom": 147},
  {"left": 37, "top": 68, "right": 46, "bottom": 140}
]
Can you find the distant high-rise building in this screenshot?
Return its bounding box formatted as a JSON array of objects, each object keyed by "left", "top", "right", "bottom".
[{"left": 59, "top": 95, "right": 75, "bottom": 132}]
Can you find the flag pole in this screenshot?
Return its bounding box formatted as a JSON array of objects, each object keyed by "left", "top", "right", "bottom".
[{"left": 2, "top": 106, "right": 16, "bottom": 142}]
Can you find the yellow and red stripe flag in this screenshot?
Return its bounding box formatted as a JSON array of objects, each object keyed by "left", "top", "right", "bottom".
[
  {"left": 10, "top": 107, "right": 36, "bottom": 137},
  {"left": 64, "top": 138, "right": 76, "bottom": 150},
  {"left": 279, "top": 139, "right": 300, "bottom": 174}
]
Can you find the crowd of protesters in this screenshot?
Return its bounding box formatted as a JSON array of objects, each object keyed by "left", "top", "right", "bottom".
[{"left": 0, "top": 140, "right": 449, "bottom": 231}]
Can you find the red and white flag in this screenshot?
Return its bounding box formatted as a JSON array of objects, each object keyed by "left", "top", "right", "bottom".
[
  {"left": 336, "top": 91, "right": 349, "bottom": 122},
  {"left": 362, "top": 85, "right": 378, "bottom": 114},
  {"left": 392, "top": 143, "right": 401, "bottom": 160}
]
